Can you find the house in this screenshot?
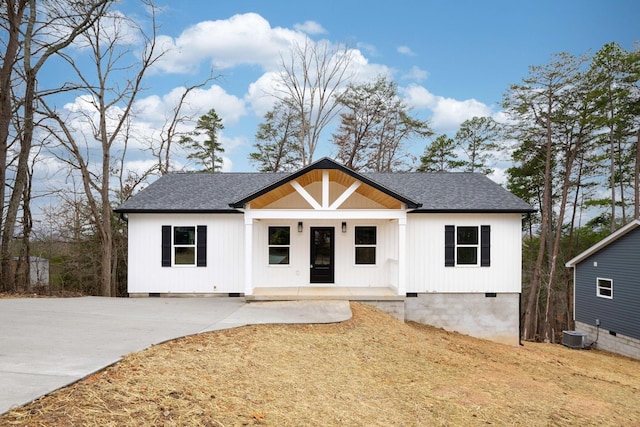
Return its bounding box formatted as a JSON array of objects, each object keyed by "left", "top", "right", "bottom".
[
  {"left": 115, "top": 158, "right": 534, "bottom": 345},
  {"left": 565, "top": 219, "right": 640, "bottom": 359}
]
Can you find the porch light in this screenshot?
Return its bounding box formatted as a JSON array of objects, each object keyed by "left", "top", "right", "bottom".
[
  {"left": 298, "top": 221, "right": 303, "bottom": 232},
  {"left": 342, "top": 222, "right": 347, "bottom": 233}
]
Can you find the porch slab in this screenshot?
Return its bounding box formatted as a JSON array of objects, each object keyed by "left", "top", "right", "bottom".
[
  {"left": 246, "top": 287, "right": 405, "bottom": 321},
  {"left": 247, "top": 287, "right": 404, "bottom": 301}
]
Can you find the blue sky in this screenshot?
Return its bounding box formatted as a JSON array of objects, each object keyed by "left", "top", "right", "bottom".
[{"left": 38, "top": 0, "right": 640, "bottom": 188}]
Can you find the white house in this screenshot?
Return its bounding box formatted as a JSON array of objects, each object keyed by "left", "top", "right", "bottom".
[{"left": 115, "top": 158, "right": 534, "bottom": 345}]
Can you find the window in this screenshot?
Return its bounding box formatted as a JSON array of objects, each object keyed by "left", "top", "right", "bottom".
[
  {"left": 174, "top": 226, "right": 196, "bottom": 264},
  {"left": 269, "top": 226, "right": 290, "bottom": 265},
  {"left": 445, "top": 225, "right": 490, "bottom": 267},
  {"left": 456, "top": 226, "right": 478, "bottom": 265},
  {"left": 355, "top": 226, "right": 376, "bottom": 265},
  {"left": 597, "top": 278, "right": 613, "bottom": 299},
  {"left": 161, "top": 225, "right": 207, "bottom": 267}
]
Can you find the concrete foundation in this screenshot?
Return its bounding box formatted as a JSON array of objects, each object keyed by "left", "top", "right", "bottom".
[
  {"left": 404, "top": 293, "right": 520, "bottom": 346},
  {"left": 361, "top": 300, "right": 405, "bottom": 322},
  {"left": 129, "top": 289, "right": 521, "bottom": 346},
  {"left": 575, "top": 321, "right": 640, "bottom": 360}
]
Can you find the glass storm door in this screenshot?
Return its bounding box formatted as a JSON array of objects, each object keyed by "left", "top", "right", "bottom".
[{"left": 310, "top": 227, "right": 335, "bottom": 283}]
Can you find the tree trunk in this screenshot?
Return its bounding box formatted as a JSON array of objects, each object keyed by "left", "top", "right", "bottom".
[
  {"left": 609, "top": 112, "right": 616, "bottom": 232},
  {"left": 0, "top": 59, "right": 36, "bottom": 290},
  {"left": 633, "top": 128, "right": 640, "bottom": 219},
  {"left": 0, "top": 0, "right": 27, "bottom": 292}
]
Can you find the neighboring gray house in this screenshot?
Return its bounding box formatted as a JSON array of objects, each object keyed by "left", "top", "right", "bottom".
[
  {"left": 566, "top": 219, "right": 640, "bottom": 360},
  {"left": 115, "top": 158, "right": 534, "bottom": 345}
]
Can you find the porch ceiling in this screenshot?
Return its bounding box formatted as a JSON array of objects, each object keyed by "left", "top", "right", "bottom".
[{"left": 249, "top": 169, "right": 403, "bottom": 210}]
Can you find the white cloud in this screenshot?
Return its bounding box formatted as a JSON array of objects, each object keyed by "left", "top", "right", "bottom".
[
  {"left": 245, "top": 71, "right": 281, "bottom": 118},
  {"left": 151, "top": 13, "right": 306, "bottom": 74},
  {"left": 402, "top": 84, "right": 493, "bottom": 132},
  {"left": 124, "top": 159, "right": 157, "bottom": 177},
  {"left": 244, "top": 48, "right": 394, "bottom": 120},
  {"left": 397, "top": 46, "right": 416, "bottom": 56},
  {"left": 402, "top": 66, "right": 429, "bottom": 82},
  {"left": 221, "top": 156, "right": 233, "bottom": 172},
  {"left": 489, "top": 167, "right": 508, "bottom": 186},
  {"left": 221, "top": 135, "right": 247, "bottom": 153},
  {"left": 294, "top": 21, "right": 327, "bottom": 35},
  {"left": 356, "top": 42, "right": 378, "bottom": 57},
  {"left": 134, "top": 84, "right": 246, "bottom": 129}
]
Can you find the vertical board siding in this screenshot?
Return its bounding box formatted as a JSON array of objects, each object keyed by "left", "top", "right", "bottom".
[
  {"left": 253, "top": 219, "right": 394, "bottom": 287},
  {"left": 574, "top": 228, "right": 640, "bottom": 341},
  {"left": 129, "top": 212, "right": 524, "bottom": 294},
  {"left": 128, "top": 214, "right": 244, "bottom": 293},
  {"left": 406, "top": 213, "right": 523, "bottom": 293}
]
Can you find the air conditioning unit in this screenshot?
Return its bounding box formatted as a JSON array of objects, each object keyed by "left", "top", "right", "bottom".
[{"left": 562, "top": 330, "right": 587, "bottom": 349}]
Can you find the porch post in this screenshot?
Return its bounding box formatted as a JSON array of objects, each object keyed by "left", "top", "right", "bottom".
[
  {"left": 244, "top": 216, "right": 253, "bottom": 296},
  {"left": 397, "top": 216, "right": 407, "bottom": 295}
]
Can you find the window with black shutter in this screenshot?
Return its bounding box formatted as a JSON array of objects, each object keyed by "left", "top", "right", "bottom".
[
  {"left": 161, "top": 225, "right": 207, "bottom": 267},
  {"left": 444, "top": 225, "right": 490, "bottom": 267}
]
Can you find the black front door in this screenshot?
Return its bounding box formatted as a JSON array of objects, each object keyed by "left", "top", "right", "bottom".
[{"left": 310, "top": 227, "right": 334, "bottom": 283}]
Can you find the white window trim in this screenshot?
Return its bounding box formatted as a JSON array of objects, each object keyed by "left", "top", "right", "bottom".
[
  {"left": 268, "top": 226, "right": 291, "bottom": 266},
  {"left": 596, "top": 277, "right": 613, "bottom": 299},
  {"left": 173, "top": 225, "right": 197, "bottom": 267},
  {"left": 354, "top": 225, "right": 377, "bottom": 266},
  {"left": 456, "top": 226, "right": 479, "bottom": 267}
]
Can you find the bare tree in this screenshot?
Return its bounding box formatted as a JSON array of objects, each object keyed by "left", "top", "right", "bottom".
[
  {"left": 333, "top": 76, "right": 430, "bottom": 172},
  {"left": 274, "top": 38, "right": 354, "bottom": 165},
  {"left": 0, "top": 0, "right": 111, "bottom": 292},
  {"left": 41, "top": 1, "right": 161, "bottom": 296},
  {"left": 147, "top": 80, "right": 213, "bottom": 175}
]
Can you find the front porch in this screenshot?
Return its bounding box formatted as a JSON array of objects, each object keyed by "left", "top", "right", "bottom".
[
  {"left": 246, "top": 286, "right": 405, "bottom": 321},
  {"left": 247, "top": 286, "right": 403, "bottom": 301}
]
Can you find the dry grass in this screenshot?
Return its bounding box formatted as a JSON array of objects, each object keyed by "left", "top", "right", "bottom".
[{"left": 2, "top": 302, "right": 639, "bottom": 426}]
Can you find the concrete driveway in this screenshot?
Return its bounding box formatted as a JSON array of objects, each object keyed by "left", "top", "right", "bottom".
[{"left": 0, "top": 296, "right": 351, "bottom": 414}]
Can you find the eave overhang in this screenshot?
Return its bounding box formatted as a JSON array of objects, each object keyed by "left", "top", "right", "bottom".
[
  {"left": 409, "top": 208, "right": 537, "bottom": 214},
  {"left": 113, "top": 208, "right": 243, "bottom": 214}
]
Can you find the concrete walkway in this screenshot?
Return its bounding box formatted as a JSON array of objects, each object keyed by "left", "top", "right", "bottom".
[{"left": 0, "top": 297, "right": 352, "bottom": 414}]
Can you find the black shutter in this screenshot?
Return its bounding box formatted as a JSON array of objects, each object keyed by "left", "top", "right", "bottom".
[
  {"left": 197, "top": 225, "right": 207, "bottom": 267},
  {"left": 161, "top": 225, "right": 171, "bottom": 267},
  {"left": 444, "top": 225, "right": 455, "bottom": 267},
  {"left": 481, "top": 225, "right": 490, "bottom": 267}
]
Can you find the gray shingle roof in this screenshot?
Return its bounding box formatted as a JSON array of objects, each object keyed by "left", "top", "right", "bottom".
[
  {"left": 363, "top": 172, "right": 534, "bottom": 212},
  {"left": 115, "top": 172, "right": 289, "bottom": 212},
  {"left": 115, "top": 169, "right": 534, "bottom": 214}
]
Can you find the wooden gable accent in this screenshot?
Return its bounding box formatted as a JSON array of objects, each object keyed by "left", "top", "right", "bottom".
[{"left": 249, "top": 169, "right": 403, "bottom": 210}]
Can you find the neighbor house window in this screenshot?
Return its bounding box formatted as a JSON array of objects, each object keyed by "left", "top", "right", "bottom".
[
  {"left": 269, "top": 226, "right": 290, "bottom": 265},
  {"left": 597, "top": 278, "right": 613, "bottom": 299},
  {"left": 162, "top": 225, "right": 207, "bottom": 267},
  {"left": 355, "top": 226, "right": 376, "bottom": 265},
  {"left": 445, "top": 225, "right": 490, "bottom": 267}
]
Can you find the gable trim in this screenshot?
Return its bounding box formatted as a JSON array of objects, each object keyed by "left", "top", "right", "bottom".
[
  {"left": 229, "top": 157, "right": 421, "bottom": 209},
  {"left": 565, "top": 219, "right": 640, "bottom": 267}
]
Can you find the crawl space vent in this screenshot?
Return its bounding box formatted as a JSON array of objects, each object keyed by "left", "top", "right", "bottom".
[{"left": 562, "top": 331, "right": 587, "bottom": 349}]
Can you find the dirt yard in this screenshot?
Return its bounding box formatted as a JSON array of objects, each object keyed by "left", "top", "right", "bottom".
[{"left": 2, "top": 302, "right": 638, "bottom": 426}]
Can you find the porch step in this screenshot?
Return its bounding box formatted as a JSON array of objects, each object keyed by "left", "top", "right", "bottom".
[{"left": 246, "top": 287, "right": 405, "bottom": 302}]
